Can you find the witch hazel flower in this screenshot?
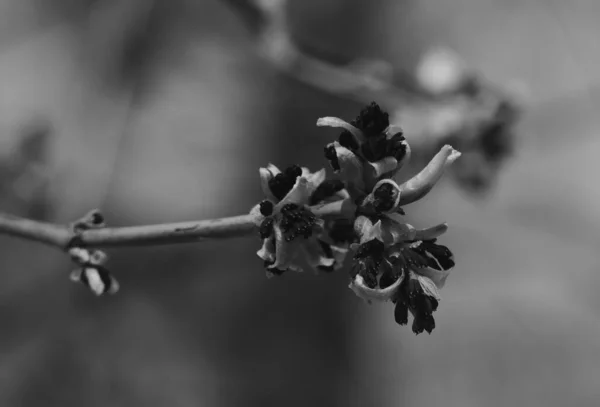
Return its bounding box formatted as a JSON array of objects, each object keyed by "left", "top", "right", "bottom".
[{"left": 250, "top": 164, "right": 353, "bottom": 277}]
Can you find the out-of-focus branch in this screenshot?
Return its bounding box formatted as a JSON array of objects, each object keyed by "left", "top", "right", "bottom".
[
  {"left": 225, "top": 0, "right": 525, "bottom": 194},
  {"left": 225, "top": 0, "right": 419, "bottom": 106}
]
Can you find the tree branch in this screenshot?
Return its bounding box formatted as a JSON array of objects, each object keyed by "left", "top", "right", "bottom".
[{"left": 0, "top": 200, "right": 353, "bottom": 250}]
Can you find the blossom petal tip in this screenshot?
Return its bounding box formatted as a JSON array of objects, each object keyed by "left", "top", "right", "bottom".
[
  {"left": 316, "top": 117, "right": 364, "bottom": 140},
  {"left": 349, "top": 274, "right": 402, "bottom": 302},
  {"left": 443, "top": 145, "right": 462, "bottom": 163}
]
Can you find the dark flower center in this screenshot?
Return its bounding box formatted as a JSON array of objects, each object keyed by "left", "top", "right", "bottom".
[
  {"left": 352, "top": 101, "right": 390, "bottom": 137},
  {"left": 372, "top": 182, "right": 399, "bottom": 213},
  {"left": 268, "top": 165, "right": 303, "bottom": 200},
  {"left": 279, "top": 203, "right": 317, "bottom": 242},
  {"left": 386, "top": 132, "right": 407, "bottom": 162}
]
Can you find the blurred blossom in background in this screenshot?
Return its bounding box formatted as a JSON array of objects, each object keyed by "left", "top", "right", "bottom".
[{"left": 0, "top": 0, "right": 599, "bottom": 406}]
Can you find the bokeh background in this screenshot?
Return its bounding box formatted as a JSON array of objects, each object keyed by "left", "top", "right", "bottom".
[{"left": 0, "top": 0, "right": 599, "bottom": 406}]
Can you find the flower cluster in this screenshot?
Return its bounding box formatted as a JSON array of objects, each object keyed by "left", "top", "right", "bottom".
[{"left": 251, "top": 102, "right": 461, "bottom": 334}]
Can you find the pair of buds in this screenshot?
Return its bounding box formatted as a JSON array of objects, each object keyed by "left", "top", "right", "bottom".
[{"left": 68, "top": 210, "right": 118, "bottom": 296}]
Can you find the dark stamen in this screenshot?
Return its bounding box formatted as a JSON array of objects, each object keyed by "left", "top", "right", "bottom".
[
  {"left": 259, "top": 218, "right": 274, "bottom": 239},
  {"left": 268, "top": 165, "right": 302, "bottom": 200},
  {"left": 259, "top": 200, "right": 274, "bottom": 216},
  {"left": 372, "top": 182, "right": 399, "bottom": 213},
  {"left": 353, "top": 102, "right": 389, "bottom": 137},
  {"left": 324, "top": 145, "right": 341, "bottom": 171},
  {"left": 280, "top": 203, "right": 317, "bottom": 242},
  {"left": 387, "top": 132, "right": 407, "bottom": 162}
]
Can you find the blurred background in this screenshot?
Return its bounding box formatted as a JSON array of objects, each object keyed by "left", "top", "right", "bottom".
[{"left": 0, "top": 0, "right": 599, "bottom": 406}]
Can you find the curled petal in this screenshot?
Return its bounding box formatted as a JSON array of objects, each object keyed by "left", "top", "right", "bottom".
[
  {"left": 333, "top": 188, "right": 350, "bottom": 200},
  {"left": 259, "top": 166, "right": 279, "bottom": 201},
  {"left": 266, "top": 163, "right": 281, "bottom": 174},
  {"left": 270, "top": 223, "right": 304, "bottom": 272},
  {"left": 317, "top": 116, "right": 365, "bottom": 143},
  {"left": 366, "top": 156, "right": 398, "bottom": 179},
  {"left": 303, "top": 168, "right": 327, "bottom": 196},
  {"left": 363, "top": 157, "right": 399, "bottom": 191},
  {"left": 354, "top": 217, "right": 384, "bottom": 245},
  {"left": 398, "top": 145, "right": 461, "bottom": 206},
  {"left": 302, "top": 239, "right": 336, "bottom": 272},
  {"left": 325, "top": 142, "right": 365, "bottom": 193},
  {"left": 414, "top": 263, "right": 451, "bottom": 289},
  {"left": 257, "top": 237, "right": 276, "bottom": 262},
  {"left": 415, "top": 274, "right": 441, "bottom": 300},
  {"left": 413, "top": 223, "right": 448, "bottom": 241},
  {"left": 380, "top": 217, "right": 416, "bottom": 245},
  {"left": 349, "top": 273, "right": 403, "bottom": 302}
]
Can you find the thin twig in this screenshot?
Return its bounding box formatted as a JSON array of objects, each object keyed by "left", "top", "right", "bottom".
[
  {"left": 227, "top": 0, "right": 424, "bottom": 107},
  {"left": 0, "top": 212, "right": 254, "bottom": 249},
  {"left": 0, "top": 201, "right": 352, "bottom": 250}
]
